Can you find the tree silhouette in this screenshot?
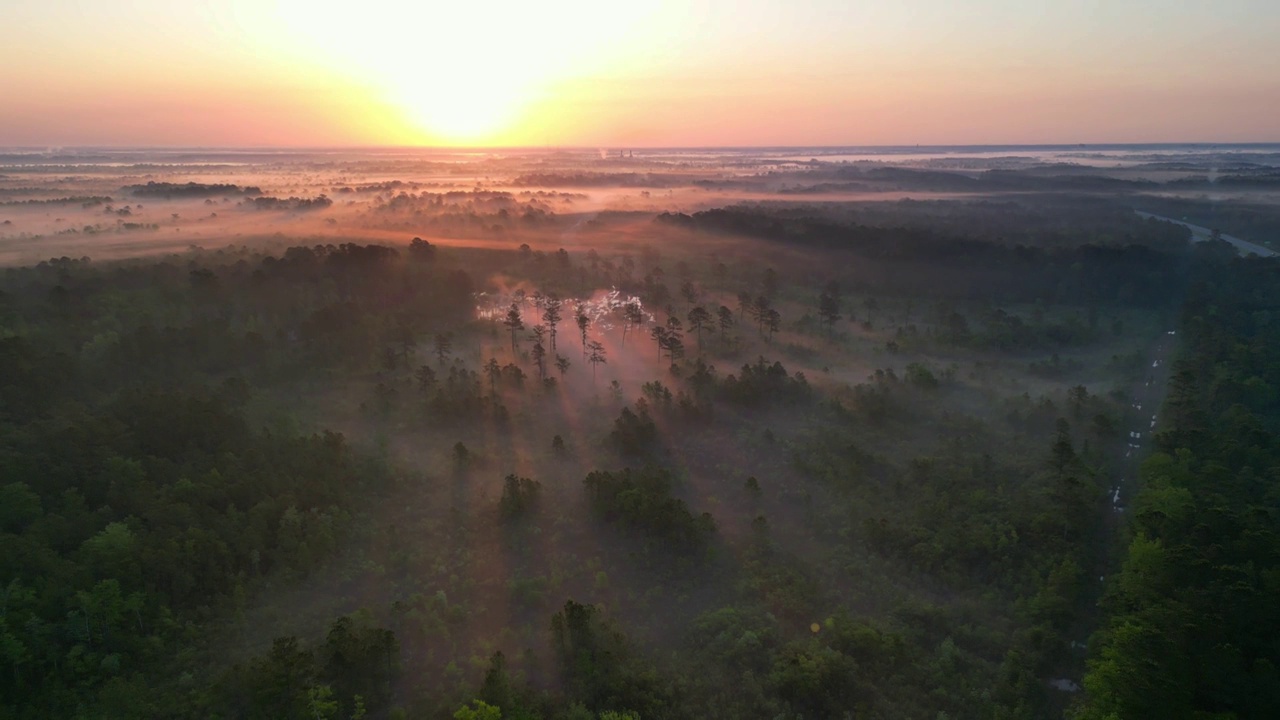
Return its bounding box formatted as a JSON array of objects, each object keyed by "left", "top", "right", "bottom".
[
  {"left": 555, "top": 354, "right": 570, "bottom": 377},
  {"left": 499, "top": 473, "right": 541, "bottom": 519},
  {"left": 415, "top": 364, "right": 437, "bottom": 397},
  {"left": 588, "top": 340, "right": 607, "bottom": 381},
  {"left": 750, "top": 296, "right": 770, "bottom": 334},
  {"left": 650, "top": 325, "right": 669, "bottom": 360},
  {"left": 1051, "top": 418, "right": 1076, "bottom": 472},
  {"left": 687, "top": 306, "right": 711, "bottom": 351},
  {"left": 664, "top": 317, "right": 684, "bottom": 359},
  {"left": 433, "top": 332, "right": 453, "bottom": 367},
  {"left": 529, "top": 325, "right": 547, "bottom": 379},
  {"left": 575, "top": 303, "right": 590, "bottom": 357},
  {"left": 484, "top": 358, "right": 500, "bottom": 394},
  {"left": 818, "top": 281, "right": 842, "bottom": 335},
  {"left": 717, "top": 305, "right": 734, "bottom": 340},
  {"left": 765, "top": 308, "right": 781, "bottom": 343},
  {"left": 503, "top": 303, "right": 524, "bottom": 354},
  {"left": 623, "top": 301, "right": 643, "bottom": 348},
  {"left": 762, "top": 267, "right": 779, "bottom": 298},
  {"left": 542, "top": 297, "right": 563, "bottom": 353},
  {"left": 680, "top": 280, "right": 698, "bottom": 306},
  {"left": 665, "top": 334, "right": 685, "bottom": 361}
]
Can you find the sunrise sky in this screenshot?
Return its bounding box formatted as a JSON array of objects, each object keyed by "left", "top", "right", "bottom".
[{"left": 3, "top": 0, "right": 1278, "bottom": 148}]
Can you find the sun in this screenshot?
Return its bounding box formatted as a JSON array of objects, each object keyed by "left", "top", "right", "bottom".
[
  {"left": 395, "top": 82, "right": 523, "bottom": 144},
  {"left": 269, "top": 0, "right": 668, "bottom": 145},
  {"left": 376, "top": 54, "right": 543, "bottom": 145}
]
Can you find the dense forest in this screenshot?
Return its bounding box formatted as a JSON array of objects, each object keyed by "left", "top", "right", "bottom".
[
  {"left": 0, "top": 176, "right": 1276, "bottom": 719},
  {"left": 1078, "top": 258, "right": 1280, "bottom": 719},
  {"left": 656, "top": 206, "right": 1199, "bottom": 304}
]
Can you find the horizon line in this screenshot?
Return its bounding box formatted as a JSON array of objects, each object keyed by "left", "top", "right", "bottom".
[{"left": 3, "top": 141, "right": 1280, "bottom": 154}]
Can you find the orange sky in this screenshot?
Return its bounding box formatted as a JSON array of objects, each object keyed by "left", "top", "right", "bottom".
[{"left": 3, "top": 1, "right": 1279, "bottom": 147}]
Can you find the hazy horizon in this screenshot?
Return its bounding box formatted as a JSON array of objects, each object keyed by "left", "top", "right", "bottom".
[
  {"left": 4, "top": 141, "right": 1279, "bottom": 152},
  {"left": 5, "top": 0, "right": 1280, "bottom": 147}
]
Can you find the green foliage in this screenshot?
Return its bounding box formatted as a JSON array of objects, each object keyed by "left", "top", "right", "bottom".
[
  {"left": 904, "top": 362, "right": 939, "bottom": 389},
  {"left": 720, "top": 356, "right": 810, "bottom": 405},
  {"left": 583, "top": 466, "right": 715, "bottom": 556},
  {"left": 0, "top": 244, "right": 430, "bottom": 718},
  {"left": 1, "top": 199, "right": 1254, "bottom": 720},
  {"left": 550, "top": 600, "right": 669, "bottom": 717},
  {"left": 609, "top": 406, "right": 657, "bottom": 456},
  {"left": 218, "top": 615, "right": 398, "bottom": 719},
  {"left": 454, "top": 699, "right": 502, "bottom": 720},
  {"left": 499, "top": 474, "right": 542, "bottom": 520},
  {"left": 658, "top": 205, "right": 1193, "bottom": 306},
  {"left": 1081, "top": 259, "right": 1280, "bottom": 719}
]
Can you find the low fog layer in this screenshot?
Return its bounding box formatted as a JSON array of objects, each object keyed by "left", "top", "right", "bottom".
[{"left": 5, "top": 144, "right": 1280, "bottom": 265}]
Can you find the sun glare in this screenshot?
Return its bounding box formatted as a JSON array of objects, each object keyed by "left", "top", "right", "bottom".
[{"left": 274, "top": 0, "right": 668, "bottom": 145}]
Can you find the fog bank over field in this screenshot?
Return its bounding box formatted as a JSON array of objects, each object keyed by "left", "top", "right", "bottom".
[{"left": 4, "top": 144, "right": 1279, "bottom": 266}]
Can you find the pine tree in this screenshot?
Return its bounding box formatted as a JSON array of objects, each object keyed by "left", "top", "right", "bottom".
[{"left": 503, "top": 303, "right": 524, "bottom": 353}]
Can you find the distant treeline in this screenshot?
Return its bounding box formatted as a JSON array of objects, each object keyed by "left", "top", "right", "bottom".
[
  {"left": 245, "top": 195, "right": 333, "bottom": 211},
  {"left": 126, "top": 181, "right": 262, "bottom": 198},
  {"left": 0, "top": 195, "right": 113, "bottom": 207},
  {"left": 332, "top": 180, "right": 418, "bottom": 193},
  {"left": 839, "top": 166, "right": 1159, "bottom": 193},
  {"left": 1167, "top": 171, "right": 1280, "bottom": 188},
  {"left": 0, "top": 187, "right": 63, "bottom": 196},
  {"left": 833, "top": 197, "right": 1191, "bottom": 249},
  {"left": 1138, "top": 196, "right": 1280, "bottom": 243},
  {"left": 657, "top": 207, "right": 1205, "bottom": 305},
  {"left": 831, "top": 165, "right": 1280, "bottom": 193},
  {"left": 513, "top": 172, "right": 682, "bottom": 188}
]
